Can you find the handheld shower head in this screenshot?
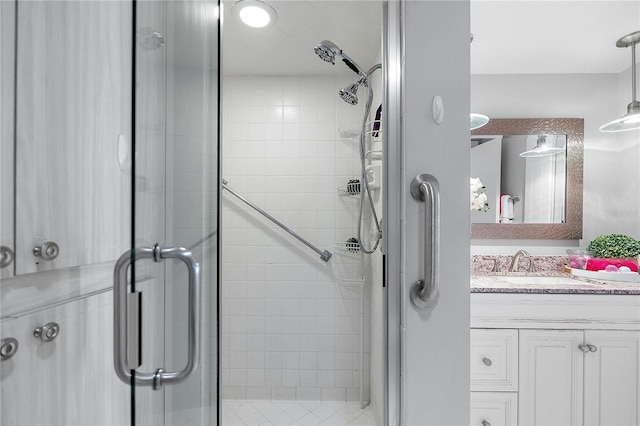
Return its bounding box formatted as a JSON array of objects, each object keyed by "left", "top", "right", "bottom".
[
  {"left": 314, "top": 40, "right": 365, "bottom": 77},
  {"left": 314, "top": 40, "right": 341, "bottom": 64},
  {"left": 339, "top": 83, "right": 360, "bottom": 105}
]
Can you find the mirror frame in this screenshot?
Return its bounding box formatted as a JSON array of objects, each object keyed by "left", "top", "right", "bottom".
[{"left": 471, "top": 118, "right": 583, "bottom": 239}]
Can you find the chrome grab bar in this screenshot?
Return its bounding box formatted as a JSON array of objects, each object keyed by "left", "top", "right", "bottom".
[
  {"left": 113, "top": 244, "right": 200, "bottom": 390},
  {"left": 409, "top": 174, "right": 440, "bottom": 310},
  {"left": 222, "top": 179, "right": 332, "bottom": 262}
]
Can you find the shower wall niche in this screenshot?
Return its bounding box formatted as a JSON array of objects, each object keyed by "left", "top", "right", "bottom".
[{"left": 221, "top": 75, "right": 378, "bottom": 403}]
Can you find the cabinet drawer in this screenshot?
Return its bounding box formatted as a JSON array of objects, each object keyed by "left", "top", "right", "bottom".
[
  {"left": 471, "top": 392, "right": 518, "bottom": 426},
  {"left": 471, "top": 329, "right": 518, "bottom": 391}
]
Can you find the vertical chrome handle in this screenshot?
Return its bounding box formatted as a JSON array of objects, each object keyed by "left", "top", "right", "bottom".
[
  {"left": 409, "top": 174, "right": 440, "bottom": 310},
  {"left": 113, "top": 244, "right": 200, "bottom": 389}
]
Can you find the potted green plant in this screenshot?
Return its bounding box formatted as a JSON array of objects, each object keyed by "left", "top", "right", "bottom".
[{"left": 587, "top": 234, "right": 640, "bottom": 260}]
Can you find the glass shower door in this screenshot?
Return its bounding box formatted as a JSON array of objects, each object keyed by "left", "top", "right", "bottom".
[{"left": 118, "top": 1, "right": 219, "bottom": 424}]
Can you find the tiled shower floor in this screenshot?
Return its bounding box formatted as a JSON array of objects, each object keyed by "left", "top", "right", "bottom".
[{"left": 221, "top": 400, "right": 375, "bottom": 426}]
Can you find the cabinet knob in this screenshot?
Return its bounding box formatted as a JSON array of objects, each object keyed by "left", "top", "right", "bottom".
[
  {"left": 482, "top": 357, "right": 492, "bottom": 367},
  {"left": 0, "top": 338, "right": 19, "bottom": 361},
  {"left": 34, "top": 322, "right": 60, "bottom": 342},
  {"left": 579, "top": 344, "right": 598, "bottom": 353},
  {"left": 33, "top": 241, "right": 60, "bottom": 261},
  {"left": 482, "top": 420, "right": 491, "bottom": 426},
  {"left": 0, "top": 246, "right": 14, "bottom": 269}
]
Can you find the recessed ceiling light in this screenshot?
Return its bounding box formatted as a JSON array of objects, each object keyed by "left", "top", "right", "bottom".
[{"left": 232, "top": 0, "right": 277, "bottom": 29}]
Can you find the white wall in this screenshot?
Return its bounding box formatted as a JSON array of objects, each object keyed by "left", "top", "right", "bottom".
[
  {"left": 471, "top": 71, "right": 640, "bottom": 252},
  {"left": 221, "top": 75, "right": 373, "bottom": 402}
]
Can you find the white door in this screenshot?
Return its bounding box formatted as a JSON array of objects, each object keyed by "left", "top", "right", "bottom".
[
  {"left": 384, "top": 1, "right": 471, "bottom": 424},
  {"left": 519, "top": 330, "right": 584, "bottom": 426},
  {"left": 583, "top": 330, "right": 640, "bottom": 426}
]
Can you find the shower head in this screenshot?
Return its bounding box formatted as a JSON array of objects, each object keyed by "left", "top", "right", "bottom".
[
  {"left": 314, "top": 40, "right": 341, "bottom": 65},
  {"left": 314, "top": 40, "right": 366, "bottom": 77},
  {"left": 339, "top": 83, "right": 360, "bottom": 105}
]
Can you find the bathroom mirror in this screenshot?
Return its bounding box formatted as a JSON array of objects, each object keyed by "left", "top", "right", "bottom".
[{"left": 471, "top": 118, "right": 583, "bottom": 239}]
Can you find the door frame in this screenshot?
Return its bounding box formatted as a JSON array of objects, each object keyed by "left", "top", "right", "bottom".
[{"left": 382, "top": 1, "right": 402, "bottom": 425}]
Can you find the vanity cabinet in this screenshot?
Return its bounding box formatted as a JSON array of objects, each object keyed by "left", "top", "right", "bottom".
[{"left": 471, "top": 293, "right": 640, "bottom": 426}]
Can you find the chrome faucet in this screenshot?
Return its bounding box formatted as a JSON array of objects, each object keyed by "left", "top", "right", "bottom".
[{"left": 508, "top": 250, "right": 537, "bottom": 272}]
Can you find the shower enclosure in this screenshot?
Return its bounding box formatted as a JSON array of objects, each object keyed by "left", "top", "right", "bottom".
[
  {"left": 1, "top": 0, "right": 471, "bottom": 425},
  {"left": 1, "top": 1, "right": 218, "bottom": 424},
  {"left": 218, "top": 3, "right": 387, "bottom": 424}
]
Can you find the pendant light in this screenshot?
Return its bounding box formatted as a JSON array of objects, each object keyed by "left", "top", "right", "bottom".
[
  {"left": 470, "top": 113, "right": 490, "bottom": 130},
  {"left": 600, "top": 30, "right": 640, "bottom": 132},
  {"left": 470, "top": 34, "right": 490, "bottom": 130},
  {"left": 519, "top": 135, "right": 564, "bottom": 158}
]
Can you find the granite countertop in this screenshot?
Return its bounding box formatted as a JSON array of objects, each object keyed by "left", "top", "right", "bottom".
[{"left": 471, "top": 271, "right": 640, "bottom": 295}]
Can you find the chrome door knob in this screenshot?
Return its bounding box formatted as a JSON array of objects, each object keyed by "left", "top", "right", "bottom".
[
  {"left": 578, "top": 344, "right": 590, "bottom": 353},
  {"left": 34, "top": 322, "right": 60, "bottom": 342},
  {"left": 0, "top": 338, "right": 19, "bottom": 361},
  {"left": 588, "top": 344, "right": 598, "bottom": 352},
  {"left": 0, "top": 246, "right": 14, "bottom": 268},
  {"left": 33, "top": 242, "right": 60, "bottom": 261},
  {"left": 482, "top": 357, "right": 492, "bottom": 367},
  {"left": 482, "top": 420, "right": 491, "bottom": 426}
]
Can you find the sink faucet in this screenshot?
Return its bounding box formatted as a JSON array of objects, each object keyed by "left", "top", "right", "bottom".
[
  {"left": 508, "top": 250, "right": 537, "bottom": 272},
  {"left": 482, "top": 256, "right": 500, "bottom": 272}
]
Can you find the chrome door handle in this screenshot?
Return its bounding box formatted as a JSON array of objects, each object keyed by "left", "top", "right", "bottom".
[
  {"left": 409, "top": 174, "right": 440, "bottom": 310},
  {"left": 113, "top": 244, "right": 200, "bottom": 390}
]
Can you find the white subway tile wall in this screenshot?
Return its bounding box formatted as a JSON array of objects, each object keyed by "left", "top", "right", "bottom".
[{"left": 221, "top": 75, "right": 372, "bottom": 402}]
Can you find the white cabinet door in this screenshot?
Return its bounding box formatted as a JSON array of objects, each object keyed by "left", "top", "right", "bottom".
[
  {"left": 470, "top": 392, "right": 518, "bottom": 426},
  {"left": 519, "top": 330, "right": 584, "bottom": 426},
  {"left": 0, "top": 292, "right": 129, "bottom": 425},
  {"left": 0, "top": 0, "right": 15, "bottom": 279},
  {"left": 15, "top": 1, "right": 131, "bottom": 274},
  {"left": 583, "top": 330, "right": 640, "bottom": 426}
]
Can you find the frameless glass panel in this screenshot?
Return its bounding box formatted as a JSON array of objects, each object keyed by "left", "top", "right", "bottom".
[
  {"left": 1, "top": 1, "right": 133, "bottom": 424},
  {"left": 132, "top": 0, "right": 219, "bottom": 425}
]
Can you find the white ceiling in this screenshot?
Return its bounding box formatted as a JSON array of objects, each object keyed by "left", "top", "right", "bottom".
[
  {"left": 471, "top": 1, "right": 640, "bottom": 74},
  {"left": 222, "top": 0, "right": 640, "bottom": 76},
  {"left": 221, "top": 0, "right": 382, "bottom": 76}
]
